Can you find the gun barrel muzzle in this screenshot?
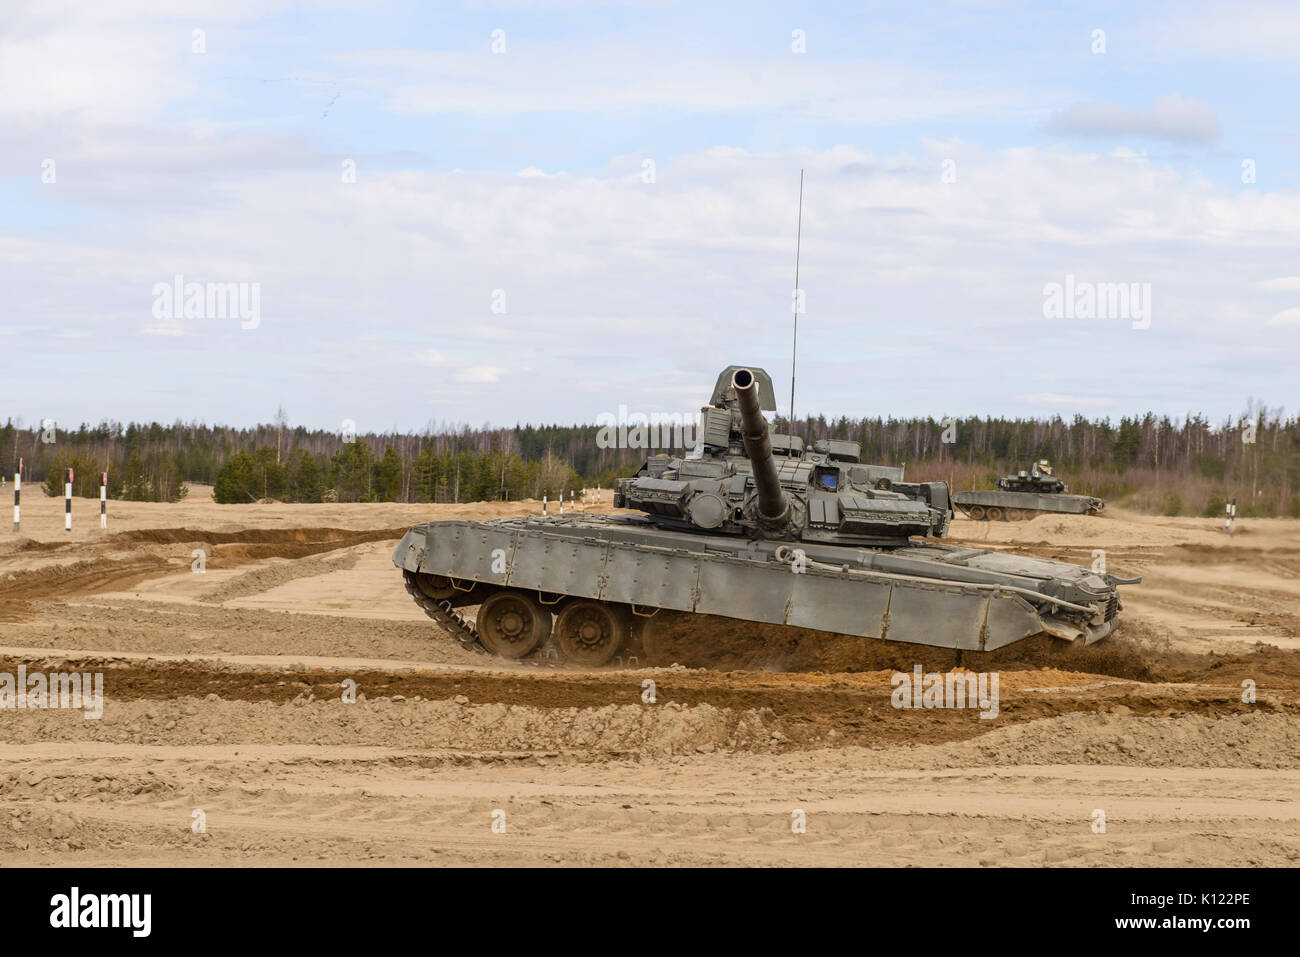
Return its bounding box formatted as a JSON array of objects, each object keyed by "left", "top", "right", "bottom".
[{"left": 732, "top": 368, "right": 789, "bottom": 522}]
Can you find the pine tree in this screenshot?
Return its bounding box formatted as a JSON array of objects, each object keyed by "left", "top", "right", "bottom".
[
  {"left": 213, "top": 451, "right": 256, "bottom": 504},
  {"left": 330, "top": 441, "right": 374, "bottom": 502},
  {"left": 373, "top": 445, "right": 403, "bottom": 502},
  {"left": 289, "top": 449, "right": 325, "bottom": 503}
]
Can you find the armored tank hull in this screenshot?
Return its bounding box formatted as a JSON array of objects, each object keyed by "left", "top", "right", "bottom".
[
  {"left": 394, "top": 364, "right": 1136, "bottom": 665},
  {"left": 951, "top": 489, "right": 1104, "bottom": 521},
  {"left": 393, "top": 513, "right": 1130, "bottom": 665}
]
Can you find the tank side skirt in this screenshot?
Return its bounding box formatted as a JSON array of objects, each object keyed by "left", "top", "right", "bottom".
[
  {"left": 406, "top": 520, "right": 1064, "bottom": 651},
  {"left": 952, "top": 490, "right": 1097, "bottom": 514}
]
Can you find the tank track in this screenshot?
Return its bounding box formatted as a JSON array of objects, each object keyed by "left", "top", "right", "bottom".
[
  {"left": 402, "top": 570, "right": 486, "bottom": 655},
  {"left": 956, "top": 504, "right": 1046, "bottom": 522},
  {"left": 402, "top": 572, "right": 647, "bottom": 667}
]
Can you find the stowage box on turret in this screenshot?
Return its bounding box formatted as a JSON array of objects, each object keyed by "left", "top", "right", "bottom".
[{"left": 393, "top": 367, "right": 1138, "bottom": 665}]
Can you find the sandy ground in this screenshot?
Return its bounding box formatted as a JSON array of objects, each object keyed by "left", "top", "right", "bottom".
[{"left": 1, "top": 485, "right": 1298, "bottom": 866}]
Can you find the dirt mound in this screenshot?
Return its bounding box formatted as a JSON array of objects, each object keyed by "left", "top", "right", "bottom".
[
  {"left": 114, "top": 526, "right": 405, "bottom": 546},
  {"left": 928, "top": 711, "right": 1300, "bottom": 769},
  {"left": 0, "top": 556, "right": 169, "bottom": 619},
  {"left": 198, "top": 551, "right": 361, "bottom": 604},
  {"left": 637, "top": 611, "right": 1300, "bottom": 690},
  {"left": 0, "top": 538, "right": 67, "bottom": 557},
  {"left": 965, "top": 628, "right": 1170, "bottom": 680},
  {"left": 0, "top": 803, "right": 102, "bottom": 853},
  {"left": 641, "top": 612, "right": 969, "bottom": 672},
  {"left": 1, "top": 604, "right": 468, "bottom": 662},
  {"left": 112, "top": 526, "right": 406, "bottom": 562},
  {"left": 3, "top": 696, "right": 776, "bottom": 758},
  {"left": 639, "top": 611, "right": 1164, "bottom": 679}
]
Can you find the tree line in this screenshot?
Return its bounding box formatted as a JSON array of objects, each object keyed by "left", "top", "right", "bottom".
[{"left": 3, "top": 403, "right": 1297, "bottom": 516}]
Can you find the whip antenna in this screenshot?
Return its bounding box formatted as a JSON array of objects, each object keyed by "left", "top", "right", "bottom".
[{"left": 789, "top": 169, "right": 804, "bottom": 442}]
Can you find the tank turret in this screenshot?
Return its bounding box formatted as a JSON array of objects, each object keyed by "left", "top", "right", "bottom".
[
  {"left": 614, "top": 365, "right": 951, "bottom": 544},
  {"left": 997, "top": 462, "right": 1068, "bottom": 495},
  {"left": 396, "top": 361, "right": 1137, "bottom": 663}
]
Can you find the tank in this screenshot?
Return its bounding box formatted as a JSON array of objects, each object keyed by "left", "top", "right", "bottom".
[
  {"left": 952, "top": 460, "right": 1104, "bottom": 521},
  {"left": 393, "top": 367, "right": 1138, "bottom": 665}
]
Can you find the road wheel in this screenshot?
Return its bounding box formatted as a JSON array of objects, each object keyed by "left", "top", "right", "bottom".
[
  {"left": 554, "top": 600, "right": 629, "bottom": 667},
  {"left": 412, "top": 572, "right": 456, "bottom": 600},
  {"left": 968, "top": 505, "right": 987, "bottom": 521},
  {"left": 1006, "top": 508, "right": 1023, "bottom": 521},
  {"left": 987, "top": 506, "right": 1004, "bottom": 521},
  {"left": 476, "top": 591, "right": 551, "bottom": 659}
]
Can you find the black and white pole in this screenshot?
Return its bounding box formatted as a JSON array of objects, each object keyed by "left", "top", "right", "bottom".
[
  {"left": 100, "top": 472, "right": 107, "bottom": 529},
  {"left": 64, "top": 468, "right": 73, "bottom": 533},
  {"left": 12, "top": 458, "right": 20, "bottom": 532},
  {"left": 542, "top": 493, "right": 547, "bottom": 516}
]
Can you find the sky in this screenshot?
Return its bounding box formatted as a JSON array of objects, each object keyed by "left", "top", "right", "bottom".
[{"left": 2, "top": 0, "right": 1298, "bottom": 434}]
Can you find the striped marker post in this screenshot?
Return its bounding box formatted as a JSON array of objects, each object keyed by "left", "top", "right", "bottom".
[
  {"left": 542, "top": 493, "right": 547, "bottom": 516},
  {"left": 100, "top": 472, "right": 108, "bottom": 529},
  {"left": 65, "top": 468, "right": 73, "bottom": 532},
  {"left": 12, "top": 458, "right": 20, "bottom": 532}
]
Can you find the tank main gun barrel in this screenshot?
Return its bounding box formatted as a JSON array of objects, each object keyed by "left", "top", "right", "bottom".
[{"left": 732, "top": 368, "right": 790, "bottom": 522}]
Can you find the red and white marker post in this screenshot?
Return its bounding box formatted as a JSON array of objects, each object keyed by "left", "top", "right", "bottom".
[
  {"left": 11, "top": 458, "right": 20, "bottom": 532},
  {"left": 64, "top": 468, "right": 73, "bottom": 532}
]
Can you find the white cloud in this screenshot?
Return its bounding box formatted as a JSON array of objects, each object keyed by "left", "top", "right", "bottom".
[
  {"left": 1259, "top": 277, "right": 1300, "bottom": 292},
  {"left": 9, "top": 139, "right": 1300, "bottom": 427},
  {"left": 1162, "top": 2, "right": 1300, "bottom": 63},
  {"left": 5, "top": 125, "right": 1299, "bottom": 425},
  {"left": 1018, "top": 393, "right": 1120, "bottom": 409},
  {"left": 138, "top": 320, "right": 185, "bottom": 337},
  {"left": 1268, "top": 308, "right": 1300, "bottom": 325},
  {"left": 1046, "top": 94, "right": 1220, "bottom": 146},
  {"left": 339, "top": 48, "right": 1039, "bottom": 125},
  {"left": 402, "top": 348, "right": 447, "bottom": 366},
  {"left": 0, "top": 20, "right": 184, "bottom": 123},
  {"left": 454, "top": 365, "right": 507, "bottom": 384}
]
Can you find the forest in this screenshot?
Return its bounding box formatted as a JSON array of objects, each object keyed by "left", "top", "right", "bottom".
[{"left": 2, "top": 401, "right": 1296, "bottom": 518}]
